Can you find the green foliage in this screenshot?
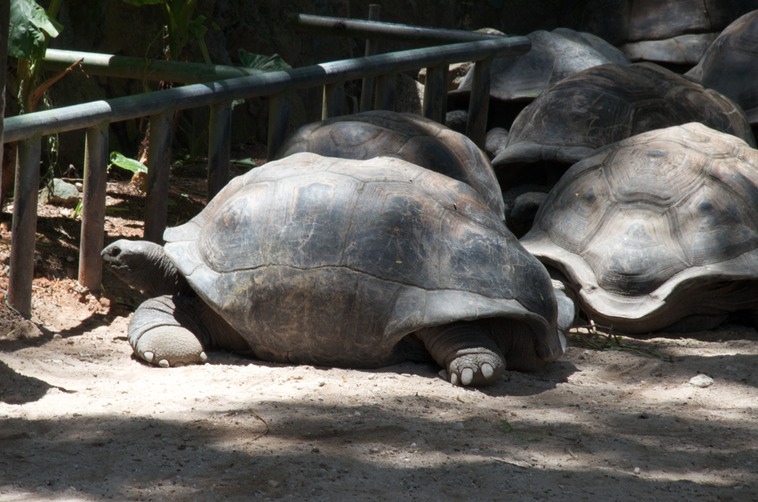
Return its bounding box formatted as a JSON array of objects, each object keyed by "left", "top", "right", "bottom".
[
  {"left": 567, "top": 327, "right": 672, "bottom": 361},
  {"left": 10, "top": 0, "right": 63, "bottom": 113},
  {"left": 121, "top": 0, "right": 215, "bottom": 64},
  {"left": 237, "top": 49, "right": 292, "bottom": 72},
  {"left": 72, "top": 200, "right": 83, "bottom": 219},
  {"left": 109, "top": 152, "right": 148, "bottom": 174},
  {"left": 8, "top": 0, "right": 62, "bottom": 61}
]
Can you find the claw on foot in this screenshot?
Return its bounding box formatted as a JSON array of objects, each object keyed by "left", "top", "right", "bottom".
[
  {"left": 416, "top": 321, "right": 507, "bottom": 387},
  {"left": 131, "top": 327, "right": 207, "bottom": 368},
  {"left": 447, "top": 347, "right": 505, "bottom": 386}
]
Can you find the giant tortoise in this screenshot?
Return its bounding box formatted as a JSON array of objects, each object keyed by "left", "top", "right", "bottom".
[
  {"left": 274, "top": 110, "right": 504, "bottom": 219},
  {"left": 520, "top": 122, "right": 758, "bottom": 334},
  {"left": 102, "top": 153, "right": 566, "bottom": 386},
  {"left": 446, "top": 27, "right": 629, "bottom": 131},
  {"left": 493, "top": 62, "right": 756, "bottom": 234},
  {"left": 686, "top": 9, "right": 758, "bottom": 126}
]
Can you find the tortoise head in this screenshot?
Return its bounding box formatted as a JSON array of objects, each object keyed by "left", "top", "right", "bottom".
[{"left": 102, "top": 239, "right": 191, "bottom": 297}]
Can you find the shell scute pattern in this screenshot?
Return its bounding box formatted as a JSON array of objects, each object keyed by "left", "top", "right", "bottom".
[{"left": 521, "top": 123, "right": 758, "bottom": 332}]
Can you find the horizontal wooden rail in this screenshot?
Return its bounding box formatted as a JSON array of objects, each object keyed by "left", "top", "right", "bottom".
[
  {"left": 3, "top": 32, "right": 530, "bottom": 317},
  {"left": 291, "top": 13, "right": 504, "bottom": 44},
  {"left": 6, "top": 37, "right": 529, "bottom": 143},
  {"left": 43, "top": 49, "right": 264, "bottom": 84}
]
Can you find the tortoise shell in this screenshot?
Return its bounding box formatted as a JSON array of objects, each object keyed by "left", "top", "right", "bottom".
[
  {"left": 447, "top": 28, "right": 629, "bottom": 128},
  {"left": 162, "top": 153, "right": 564, "bottom": 367},
  {"left": 492, "top": 62, "right": 756, "bottom": 188},
  {"left": 686, "top": 9, "right": 758, "bottom": 124},
  {"left": 275, "top": 110, "right": 505, "bottom": 219},
  {"left": 562, "top": 0, "right": 757, "bottom": 63},
  {"left": 520, "top": 122, "right": 758, "bottom": 334}
]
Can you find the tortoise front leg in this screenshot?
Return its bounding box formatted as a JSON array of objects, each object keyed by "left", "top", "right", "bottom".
[
  {"left": 128, "top": 295, "right": 209, "bottom": 367},
  {"left": 415, "top": 321, "right": 505, "bottom": 386}
]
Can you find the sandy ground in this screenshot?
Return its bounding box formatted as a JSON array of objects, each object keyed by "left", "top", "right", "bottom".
[{"left": 1, "top": 178, "right": 757, "bottom": 501}]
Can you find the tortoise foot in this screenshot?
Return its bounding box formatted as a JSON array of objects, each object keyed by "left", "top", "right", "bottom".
[
  {"left": 128, "top": 295, "right": 209, "bottom": 368},
  {"left": 416, "top": 321, "right": 506, "bottom": 386},
  {"left": 132, "top": 327, "right": 208, "bottom": 368},
  {"left": 447, "top": 347, "right": 505, "bottom": 386}
]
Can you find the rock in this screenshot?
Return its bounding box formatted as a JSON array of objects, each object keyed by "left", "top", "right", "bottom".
[
  {"left": 689, "top": 374, "right": 714, "bottom": 388},
  {"left": 39, "top": 178, "right": 81, "bottom": 208}
]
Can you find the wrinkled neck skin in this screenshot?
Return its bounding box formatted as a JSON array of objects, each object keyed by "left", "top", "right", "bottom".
[{"left": 141, "top": 245, "right": 193, "bottom": 297}]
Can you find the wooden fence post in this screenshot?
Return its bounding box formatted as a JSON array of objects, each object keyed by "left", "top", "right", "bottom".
[
  {"left": 8, "top": 137, "right": 42, "bottom": 317},
  {"left": 207, "top": 102, "right": 232, "bottom": 199},
  {"left": 422, "top": 63, "right": 448, "bottom": 124},
  {"left": 144, "top": 110, "right": 174, "bottom": 243},
  {"left": 466, "top": 57, "right": 492, "bottom": 148},
  {"left": 359, "top": 4, "right": 381, "bottom": 112},
  {"left": 78, "top": 123, "right": 109, "bottom": 291}
]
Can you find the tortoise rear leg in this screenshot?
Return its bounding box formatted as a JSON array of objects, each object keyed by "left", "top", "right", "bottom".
[
  {"left": 128, "top": 295, "right": 209, "bottom": 367},
  {"left": 415, "top": 321, "right": 505, "bottom": 386}
]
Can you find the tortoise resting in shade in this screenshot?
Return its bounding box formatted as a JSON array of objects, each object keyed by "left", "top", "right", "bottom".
[
  {"left": 274, "top": 109, "right": 505, "bottom": 220},
  {"left": 520, "top": 123, "right": 758, "bottom": 334},
  {"left": 102, "top": 153, "right": 567, "bottom": 386}
]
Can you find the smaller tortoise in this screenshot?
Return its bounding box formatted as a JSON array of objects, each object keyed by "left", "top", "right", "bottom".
[
  {"left": 447, "top": 27, "right": 629, "bottom": 131},
  {"left": 275, "top": 110, "right": 504, "bottom": 219},
  {"left": 686, "top": 9, "right": 758, "bottom": 125},
  {"left": 494, "top": 62, "right": 756, "bottom": 182},
  {"left": 520, "top": 122, "right": 758, "bottom": 334},
  {"left": 561, "top": 0, "right": 756, "bottom": 64},
  {"left": 103, "top": 153, "right": 566, "bottom": 386}
]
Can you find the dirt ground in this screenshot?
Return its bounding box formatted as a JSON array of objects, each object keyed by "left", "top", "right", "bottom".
[{"left": 0, "top": 164, "right": 757, "bottom": 501}]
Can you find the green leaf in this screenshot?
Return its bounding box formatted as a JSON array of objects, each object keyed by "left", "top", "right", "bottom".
[
  {"left": 499, "top": 420, "right": 513, "bottom": 433},
  {"left": 109, "top": 152, "right": 147, "bottom": 174},
  {"left": 9, "top": 0, "right": 62, "bottom": 59},
  {"left": 238, "top": 49, "right": 292, "bottom": 72},
  {"left": 231, "top": 158, "right": 257, "bottom": 168}
]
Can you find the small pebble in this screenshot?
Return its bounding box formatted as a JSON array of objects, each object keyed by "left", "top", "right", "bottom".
[
  {"left": 633, "top": 467, "right": 640, "bottom": 475},
  {"left": 689, "top": 374, "right": 714, "bottom": 388},
  {"left": 451, "top": 422, "right": 465, "bottom": 430}
]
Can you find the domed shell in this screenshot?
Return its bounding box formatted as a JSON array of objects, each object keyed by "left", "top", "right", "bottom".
[
  {"left": 447, "top": 28, "right": 629, "bottom": 128},
  {"left": 493, "top": 62, "right": 756, "bottom": 186},
  {"left": 163, "top": 153, "right": 563, "bottom": 367},
  {"left": 520, "top": 122, "right": 758, "bottom": 333},
  {"left": 275, "top": 110, "right": 505, "bottom": 219},
  {"left": 452, "top": 28, "right": 628, "bottom": 103},
  {"left": 686, "top": 9, "right": 758, "bottom": 124}
]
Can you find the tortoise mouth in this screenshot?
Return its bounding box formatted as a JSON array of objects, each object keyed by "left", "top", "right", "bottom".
[{"left": 100, "top": 249, "right": 131, "bottom": 274}]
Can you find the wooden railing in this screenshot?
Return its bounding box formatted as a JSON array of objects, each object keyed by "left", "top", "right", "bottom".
[{"left": 1, "top": 14, "right": 530, "bottom": 317}]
